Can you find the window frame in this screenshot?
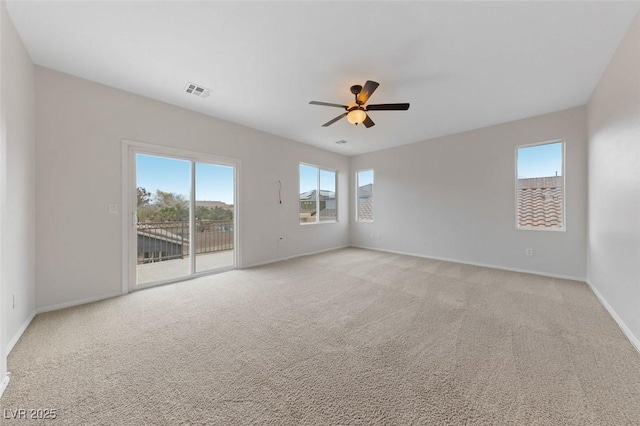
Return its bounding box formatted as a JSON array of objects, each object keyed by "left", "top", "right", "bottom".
[
  {"left": 298, "top": 162, "right": 338, "bottom": 225},
  {"left": 356, "top": 169, "right": 374, "bottom": 223},
  {"left": 515, "top": 139, "right": 566, "bottom": 232}
]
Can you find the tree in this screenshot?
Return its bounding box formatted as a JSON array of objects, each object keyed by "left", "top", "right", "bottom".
[
  {"left": 154, "top": 190, "right": 187, "bottom": 208},
  {"left": 195, "top": 206, "right": 233, "bottom": 221},
  {"left": 211, "top": 206, "right": 233, "bottom": 221},
  {"left": 136, "top": 187, "right": 154, "bottom": 222},
  {"left": 137, "top": 187, "right": 151, "bottom": 207},
  {"left": 136, "top": 189, "right": 232, "bottom": 223},
  {"left": 150, "top": 190, "right": 189, "bottom": 222}
]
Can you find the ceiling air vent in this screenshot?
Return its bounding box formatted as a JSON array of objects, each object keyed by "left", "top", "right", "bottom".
[{"left": 184, "top": 82, "right": 212, "bottom": 99}]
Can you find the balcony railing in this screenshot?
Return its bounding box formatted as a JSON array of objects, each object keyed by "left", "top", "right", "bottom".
[{"left": 137, "top": 219, "right": 234, "bottom": 264}]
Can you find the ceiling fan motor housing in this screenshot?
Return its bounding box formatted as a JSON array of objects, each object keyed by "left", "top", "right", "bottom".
[{"left": 351, "top": 84, "right": 365, "bottom": 104}]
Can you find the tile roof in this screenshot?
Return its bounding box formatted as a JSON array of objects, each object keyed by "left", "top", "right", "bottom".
[
  {"left": 517, "top": 176, "right": 563, "bottom": 229},
  {"left": 357, "top": 184, "right": 374, "bottom": 221},
  {"left": 358, "top": 197, "right": 373, "bottom": 221}
]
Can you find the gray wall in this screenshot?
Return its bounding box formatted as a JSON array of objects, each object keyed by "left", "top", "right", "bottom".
[
  {"left": 0, "top": 0, "right": 36, "bottom": 378},
  {"left": 587, "top": 12, "right": 640, "bottom": 348},
  {"left": 350, "top": 107, "right": 588, "bottom": 279}
]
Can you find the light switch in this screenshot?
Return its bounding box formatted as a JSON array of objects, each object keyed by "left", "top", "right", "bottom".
[{"left": 109, "top": 204, "right": 118, "bottom": 214}]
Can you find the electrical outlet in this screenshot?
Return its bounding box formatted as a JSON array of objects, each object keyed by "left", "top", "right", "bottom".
[
  {"left": 525, "top": 248, "right": 534, "bottom": 257},
  {"left": 108, "top": 204, "right": 118, "bottom": 214}
]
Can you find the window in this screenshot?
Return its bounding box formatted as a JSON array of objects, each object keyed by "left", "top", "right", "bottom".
[
  {"left": 299, "top": 164, "right": 337, "bottom": 224},
  {"left": 356, "top": 169, "right": 374, "bottom": 222},
  {"left": 516, "top": 140, "right": 564, "bottom": 230}
]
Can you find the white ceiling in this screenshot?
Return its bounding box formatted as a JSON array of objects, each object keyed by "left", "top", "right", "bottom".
[{"left": 7, "top": 1, "right": 639, "bottom": 156}]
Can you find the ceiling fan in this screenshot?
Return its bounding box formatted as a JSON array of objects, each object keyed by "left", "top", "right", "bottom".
[{"left": 309, "top": 80, "right": 409, "bottom": 128}]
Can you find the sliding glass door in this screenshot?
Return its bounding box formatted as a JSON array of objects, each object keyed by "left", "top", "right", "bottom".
[{"left": 131, "top": 149, "right": 236, "bottom": 289}]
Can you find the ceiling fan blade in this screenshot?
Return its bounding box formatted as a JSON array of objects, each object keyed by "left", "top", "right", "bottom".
[
  {"left": 357, "top": 80, "right": 379, "bottom": 104},
  {"left": 322, "top": 113, "right": 347, "bottom": 127},
  {"left": 362, "top": 115, "right": 375, "bottom": 128},
  {"left": 309, "top": 101, "right": 348, "bottom": 109},
  {"left": 366, "top": 103, "right": 410, "bottom": 111}
]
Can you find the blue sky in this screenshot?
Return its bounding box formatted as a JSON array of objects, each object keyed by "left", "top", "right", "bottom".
[
  {"left": 300, "top": 165, "right": 336, "bottom": 193},
  {"left": 517, "top": 142, "right": 563, "bottom": 179},
  {"left": 357, "top": 169, "right": 373, "bottom": 187},
  {"left": 136, "top": 154, "right": 234, "bottom": 204}
]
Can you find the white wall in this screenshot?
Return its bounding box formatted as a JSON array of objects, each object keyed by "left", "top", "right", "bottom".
[
  {"left": 350, "top": 107, "right": 587, "bottom": 279},
  {"left": 0, "top": 0, "right": 36, "bottom": 378},
  {"left": 587, "top": 12, "right": 640, "bottom": 348},
  {"left": 35, "top": 67, "right": 349, "bottom": 310}
]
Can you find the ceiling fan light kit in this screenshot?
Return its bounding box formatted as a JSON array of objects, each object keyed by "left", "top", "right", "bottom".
[
  {"left": 347, "top": 108, "right": 367, "bottom": 125},
  {"left": 309, "top": 80, "right": 410, "bottom": 129}
]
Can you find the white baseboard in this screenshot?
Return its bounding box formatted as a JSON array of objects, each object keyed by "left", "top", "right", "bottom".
[
  {"left": 586, "top": 280, "right": 640, "bottom": 353},
  {"left": 350, "top": 245, "right": 585, "bottom": 281},
  {"left": 6, "top": 311, "right": 36, "bottom": 355},
  {"left": 36, "top": 292, "right": 122, "bottom": 314},
  {"left": 243, "top": 245, "right": 350, "bottom": 269},
  {"left": 0, "top": 373, "right": 10, "bottom": 398}
]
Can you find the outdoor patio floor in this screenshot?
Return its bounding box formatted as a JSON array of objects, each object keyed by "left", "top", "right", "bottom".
[{"left": 137, "top": 250, "right": 234, "bottom": 285}]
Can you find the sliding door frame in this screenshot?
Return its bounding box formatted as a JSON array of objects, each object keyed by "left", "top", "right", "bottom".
[{"left": 121, "top": 139, "right": 241, "bottom": 293}]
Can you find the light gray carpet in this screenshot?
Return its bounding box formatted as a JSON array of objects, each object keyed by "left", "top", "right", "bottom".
[{"left": 2, "top": 248, "right": 639, "bottom": 425}]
